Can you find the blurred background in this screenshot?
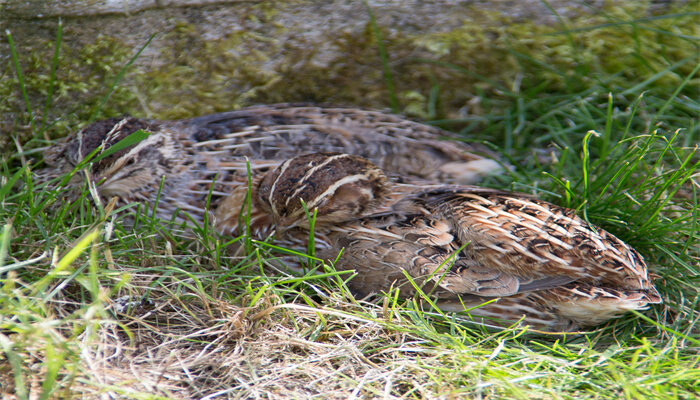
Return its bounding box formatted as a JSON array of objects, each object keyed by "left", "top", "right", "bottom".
[{"left": 2, "top": 0, "right": 696, "bottom": 147}]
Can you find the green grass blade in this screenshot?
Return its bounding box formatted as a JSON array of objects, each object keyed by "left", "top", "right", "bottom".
[
  {"left": 543, "top": 11, "right": 700, "bottom": 36},
  {"left": 40, "top": 18, "right": 63, "bottom": 137},
  {"left": 56, "top": 228, "right": 100, "bottom": 270},
  {"left": 0, "top": 224, "right": 10, "bottom": 268},
  {"left": 580, "top": 130, "right": 599, "bottom": 212},
  {"left": 39, "top": 340, "right": 65, "bottom": 400},
  {"left": 90, "top": 129, "right": 151, "bottom": 164},
  {"left": 649, "top": 61, "right": 700, "bottom": 128},
  {"left": 0, "top": 166, "right": 28, "bottom": 201},
  {"left": 6, "top": 29, "right": 35, "bottom": 134},
  {"left": 601, "top": 92, "right": 614, "bottom": 158},
  {"left": 621, "top": 57, "right": 695, "bottom": 96},
  {"left": 0, "top": 333, "right": 28, "bottom": 400},
  {"left": 364, "top": 1, "right": 399, "bottom": 113}
]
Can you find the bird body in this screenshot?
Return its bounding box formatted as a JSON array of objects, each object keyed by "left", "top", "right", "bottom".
[
  {"left": 38, "top": 104, "right": 501, "bottom": 227},
  {"left": 38, "top": 106, "right": 661, "bottom": 331},
  {"left": 231, "top": 152, "right": 662, "bottom": 331},
  {"left": 316, "top": 187, "right": 661, "bottom": 331}
]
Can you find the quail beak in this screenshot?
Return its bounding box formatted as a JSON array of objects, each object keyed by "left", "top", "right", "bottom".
[
  {"left": 274, "top": 215, "right": 302, "bottom": 233},
  {"left": 274, "top": 210, "right": 319, "bottom": 233}
]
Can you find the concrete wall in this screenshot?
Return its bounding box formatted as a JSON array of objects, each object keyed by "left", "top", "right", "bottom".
[{"left": 0, "top": 0, "right": 687, "bottom": 140}]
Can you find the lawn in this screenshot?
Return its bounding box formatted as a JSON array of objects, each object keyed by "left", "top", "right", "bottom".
[{"left": 1, "top": 3, "right": 698, "bottom": 399}]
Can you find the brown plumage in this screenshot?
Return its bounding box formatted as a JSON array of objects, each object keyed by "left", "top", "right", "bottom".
[
  {"left": 228, "top": 152, "right": 662, "bottom": 332},
  {"left": 37, "top": 106, "right": 661, "bottom": 331},
  {"left": 37, "top": 104, "right": 502, "bottom": 228}
]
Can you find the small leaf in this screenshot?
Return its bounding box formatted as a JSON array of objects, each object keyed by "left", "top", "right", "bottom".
[{"left": 91, "top": 129, "right": 151, "bottom": 164}]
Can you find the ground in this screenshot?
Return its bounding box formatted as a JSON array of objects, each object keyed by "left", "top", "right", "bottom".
[{"left": 0, "top": 2, "right": 698, "bottom": 399}]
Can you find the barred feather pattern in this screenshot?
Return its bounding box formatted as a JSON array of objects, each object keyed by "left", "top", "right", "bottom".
[
  {"left": 318, "top": 187, "right": 662, "bottom": 331},
  {"left": 37, "top": 107, "right": 661, "bottom": 331},
  {"left": 224, "top": 153, "right": 662, "bottom": 332},
  {"left": 37, "top": 104, "right": 502, "bottom": 227}
]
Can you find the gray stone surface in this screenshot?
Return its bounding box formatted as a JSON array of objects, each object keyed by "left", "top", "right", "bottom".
[
  {"left": 2, "top": 0, "right": 615, "bottom": 21},
  {"left": 0, "top": 0, "right": 687, "bottom": 138}
]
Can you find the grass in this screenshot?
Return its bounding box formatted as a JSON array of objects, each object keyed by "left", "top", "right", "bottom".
[{"left": 1, "top": 4, "right": 699, "bottom": 400}]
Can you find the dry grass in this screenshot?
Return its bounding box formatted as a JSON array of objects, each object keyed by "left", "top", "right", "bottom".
[{"left": 2, "top": 3, "right": 699, "bottom": 399}]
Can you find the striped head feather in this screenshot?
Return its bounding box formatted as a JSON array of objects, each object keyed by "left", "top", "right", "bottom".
[{"left": 256, "top": 153, "right": 390, "bottom": 228}]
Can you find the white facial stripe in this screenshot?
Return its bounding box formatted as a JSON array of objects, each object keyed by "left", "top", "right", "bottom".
[
  {"left": 288, "top": 184, "right": 308, "bottom": 206},
  {"left": 75, "top": 128, "right": 84, "bottom": 163},
  {"left": 286, "top": 154, "right": 355, "bottom": 204},
  {"left": 268, "top": 158, "right": 295, "bottom": 216},
  {"left": 356, "top": 186, "right": 374, "bottom": 199},
  {"left": 299, "top": 154, "right": 352, "bottom": 184},
  {"left": 305, "top": 173, "right": 369, "bottom": 210},
  {"left": 101, "top": 133, "right": 163, "bottom": 181},
  {"left": 107, "top": 118, "right": 131, "bottom": 145},
  {"left": 281, "top": 173, "right": 368, "bottom": 221},
  {"left": 99, "top": 118, "right": 133, "bottom": 160}
]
